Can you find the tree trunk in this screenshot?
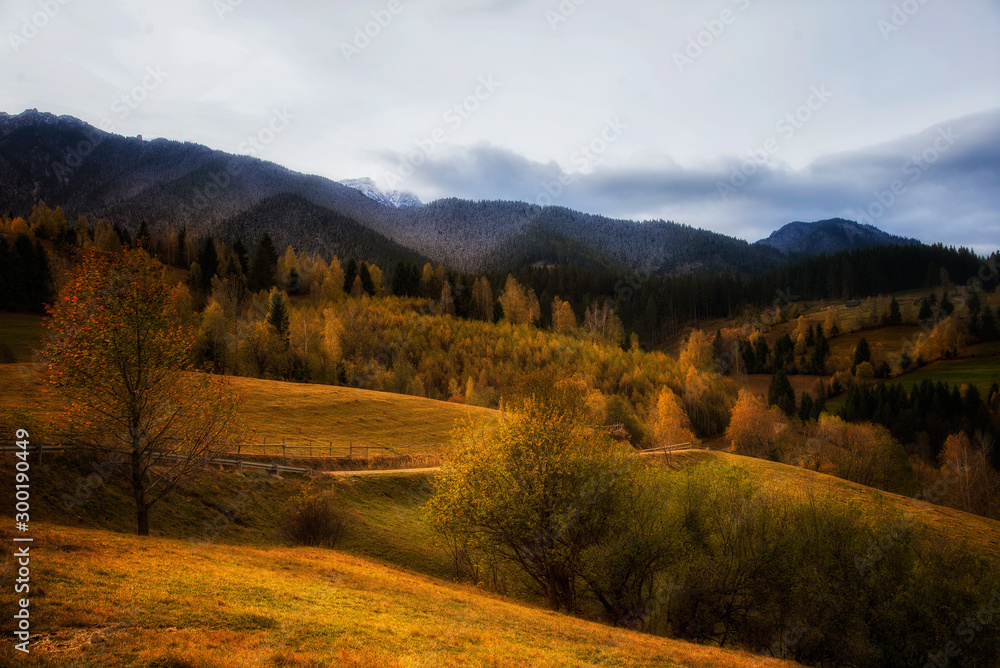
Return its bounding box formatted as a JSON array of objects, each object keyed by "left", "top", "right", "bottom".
[
  {"left": 136, "top": 504, "right": 149, "bottom": 536},
  {"left": 546, "top": 566, "right": 561, "bottom": 611},
  {"left": 131, "top": 423, "right": 148, "bottom": 536}
]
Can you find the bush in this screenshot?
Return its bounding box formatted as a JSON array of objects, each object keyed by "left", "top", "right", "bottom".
[{"left": 282, "top": 489, "right": 348, "bottom": 547}]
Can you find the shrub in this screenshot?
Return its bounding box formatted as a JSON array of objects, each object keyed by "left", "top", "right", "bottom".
[{"left": 282, "top": 489, "right": 348, "bottom": 548}]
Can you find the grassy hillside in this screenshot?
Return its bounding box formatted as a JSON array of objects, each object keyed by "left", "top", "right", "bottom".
[
  {"left": 0, "top": 312, "right": 45, "bottom": 362},
  {"left": 671, "top": 450, "right": 1000, "bottom": 562},
  {"left": 0, "top": 362, "right": 497, "bottom": 454},
  {"left": 0, "top": 522, "right": 799, "bottom": 668},
  {"left": 888, "top": 356, "right": 1000, "bottom": 395},
  {"left": 230, "top": 375, "right": 496, "bottom": 454}
]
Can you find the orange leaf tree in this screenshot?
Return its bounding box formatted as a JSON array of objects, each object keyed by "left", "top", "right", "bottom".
[{"left": 43, "top": 248, "right": 240, "bottom": 535}]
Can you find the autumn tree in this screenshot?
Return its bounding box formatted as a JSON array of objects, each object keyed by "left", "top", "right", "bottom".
[
  {"left": 440, "top": 281, "right": 455, "bottom": 316},
  {"left": 321, "top": 258, "right": 345, "bottom": 303},
  {"left": 584, "top": 300, "right": 624, "bottom": 346},
  {"left": 679, "top": 329, "right": 714, "bottom": 371},
  {"left": 551, "top": 297, "right": 577, "bottom": 335},
  {"left": 650, "top": 387, "right": 696, "bottom": 449},
  {"left": 939, "top": 431, "right": 1000, "bottom": 517},
  {"left": 43, "top": 249, "right": 240, "bottom": 535},
  {"left": 499, "top": 275, "right": 539, "bottom": 326},
  {"left": 471, "top": 276, "right": 494, "bottom": 321},
  {"left": 426, "top": 394, "right": 638, "bottom": 612},
  {"left": 726, "top": 389, "right": 785, "bottom": 458}
]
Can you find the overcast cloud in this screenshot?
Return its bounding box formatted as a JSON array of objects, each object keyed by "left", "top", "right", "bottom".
[{"left": 2, "top": 0, "right": 999, "bottom": 250}]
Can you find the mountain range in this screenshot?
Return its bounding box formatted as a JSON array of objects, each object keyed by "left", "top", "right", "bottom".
[{"left": 0, "top": 109, "right": 917, "bottom": 275}]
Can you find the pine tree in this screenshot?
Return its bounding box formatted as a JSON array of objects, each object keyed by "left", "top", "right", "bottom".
[
  {"left": 250, "top": 233, "right": 278, "bottom": 292},
  {"left": 343, "top": 258, "right": 358, "bottom": 294},
  {"left": 196, "top": 236, "right": 219, "bottom": 292},
  {"left": 981, "top": 304, "right": 999, "bottom": 342},
  {"left": 359, "top": 263, "right": 375, "bottom": 296},
  {"left": 798, "top": 392, "right": 814, "bottom": 422},
  {"left": 918, "top": 298, "right": 933, "bottom": 321},
  {"left": 852, "top": 337, "right": 871, "bottom": 374},
  {"left": 887, "top": 297, "right": 902, "bottom": 326},
  {"left": 232, "top": 237, "right": 250, "bottom": 276},
  {"left": 939, "top": 292, "right": 954, "bottom": 316},
  {"left": 266, "top": 289, "right": 290, "bottom": 343},
  {"left": 768, "top": 369, "right": 796, "bottom": 416},
  {"left": 811, "top": 328, "right": 830, "bottom": 374}
]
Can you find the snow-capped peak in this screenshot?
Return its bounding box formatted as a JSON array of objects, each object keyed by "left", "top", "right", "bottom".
[{"left": 339, "top": 177, "right": 422, "bottom": 208}]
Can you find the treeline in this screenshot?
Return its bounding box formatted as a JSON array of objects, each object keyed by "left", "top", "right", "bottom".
[
  {"left": 841, "top": 380, "right": 999, "bottom": 469},
  {"left": 0, "top": 232, "right": 53, "bottom": 313},
  {"left": 7, "top": 202, "right": 998, "bottom": 354},
  {"left": 502, "top": 243, "right": 997, "bottom": 347}
]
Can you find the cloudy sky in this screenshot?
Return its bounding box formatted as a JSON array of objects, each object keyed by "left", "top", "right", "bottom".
[{"left": 2, "top": 0, "right": 999, "bottom": 249}]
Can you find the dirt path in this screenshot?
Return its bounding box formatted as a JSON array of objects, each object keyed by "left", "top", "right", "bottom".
[{"left": 323, "top": 466, "right": 441, "bottom": 476}]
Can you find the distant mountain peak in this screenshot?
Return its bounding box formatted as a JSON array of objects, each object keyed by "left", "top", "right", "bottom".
[
  {"left": 755, "top": 218, "right": 918, "bottom": 255},
  {"left": 339, "top": 177, "right": 422, "bottom": 208}
]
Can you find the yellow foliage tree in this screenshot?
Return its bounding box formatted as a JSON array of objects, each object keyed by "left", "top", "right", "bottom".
[
  {"left": 551, "top": 297, "right": 577, "bottom": 335},
  {"left": 678, "top": 329, "right": 713, "bottom": 372},
  {"left": 725, "top": 389, "right": 785, "bottom": 458},
  {"left": 651, "top": 387, "right": 696, "bottom": 449}
]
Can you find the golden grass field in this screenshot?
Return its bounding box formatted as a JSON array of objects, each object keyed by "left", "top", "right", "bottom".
[
  {"left": 0, "top": 521, "right": 800, "bottom": 668},
  {"left": 0, "top": 360, "right": 496, "bottom": 455},
  {"left": 673, "top": 450, "right": 1000, "bottom": 563}
]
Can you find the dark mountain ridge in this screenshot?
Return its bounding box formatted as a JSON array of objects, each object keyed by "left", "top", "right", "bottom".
[{"left": 0, "top": 110, "right": 911, "bottom": 274}]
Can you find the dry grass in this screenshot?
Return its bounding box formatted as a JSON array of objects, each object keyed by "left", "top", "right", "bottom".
[
  {"left": 673, "top": 450, "right": 1000, "bottom": 563},
  {"left": 0, "top": 363, "right": 497, "bottom": 454},
  {"left": 0, "top": 522, "right": 800, "bottom": 668},
  {"left": 0, "top": 312, "right": 47, "bottom": 362}
]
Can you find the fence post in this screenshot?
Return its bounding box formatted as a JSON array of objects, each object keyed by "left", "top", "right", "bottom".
[
  {"left": 329, "top": 440, "right": 332, "bottom": 458},
  {"left": 282, "top": 439, "right": 286, "bottom": 464},
  {"left": 37, "top": 442, "right": 43, "bottom": 465},
  {"left": 349, "top": 442, "right": 352, "bottom": 458}
]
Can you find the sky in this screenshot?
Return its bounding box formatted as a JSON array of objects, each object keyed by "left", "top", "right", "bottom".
[{"left": 2, "top": 0, "right": 999, "bottom": 250}]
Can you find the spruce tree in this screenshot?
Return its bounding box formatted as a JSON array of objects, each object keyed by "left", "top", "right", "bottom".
[
  {"left": 887, "top": 297, "right": 902, "bottom": 326},
  {"left": 343, "top": 258, "right": 358, "bottom": 294},
  {"left": 196, "top": 236, "right": 219, "bottom": 292},
  {"left": 250, "top": 234, "right": 278, "bottom": 292},
  {"left": 266, "top": 289, "right": 290, "bottom": 343},
  {"left": 768, "top": 369, "right": 796, "bottom": 416},
  {"left": 852, "top": 337, "right": 871, "bottom": 374},
  {"left": 359, "top": 262, "right": 375, "bottom": 296}
]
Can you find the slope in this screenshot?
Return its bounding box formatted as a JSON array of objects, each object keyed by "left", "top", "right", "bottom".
[{"left": 0, "top": 522, "right": 799, "bottom": 668}]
